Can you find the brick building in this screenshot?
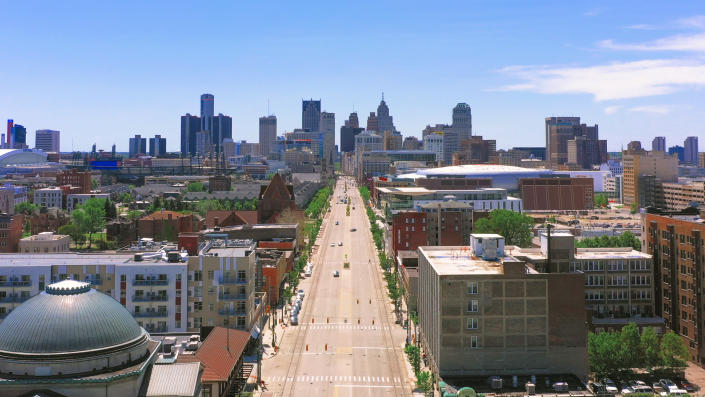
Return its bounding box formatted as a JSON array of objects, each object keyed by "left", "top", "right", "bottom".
[
  {"left": 519, "top": 177, "right": 594, "bottom": 211},
  {"left": 29, "top": 208, "right": 69, "bottom": 235},
  {"left": 0, "top": 213, "right": 24, "bottom": 253},
  {"left": 257, "top": 173, "right": 296, "bottom": 223},
  {"left": 208, "top": 175, "right": 231, "bottom": 193},
  {"left": 644, "top": 207, "right": 705, "bottom": 364},
  {"left": 138, "top": 210, "right": 204, "bottom": 242},
  {"left": 56, "top": 169, "right": 93, "bottom": 194}
]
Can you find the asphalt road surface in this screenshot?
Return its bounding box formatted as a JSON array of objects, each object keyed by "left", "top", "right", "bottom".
[{"left": 261, "top": 177, "right": 411, "bottom": 396}]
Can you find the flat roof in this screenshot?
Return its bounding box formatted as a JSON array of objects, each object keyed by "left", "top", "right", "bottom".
[{"left": 419, "top": 246, "right": 516, "bottom": 276}]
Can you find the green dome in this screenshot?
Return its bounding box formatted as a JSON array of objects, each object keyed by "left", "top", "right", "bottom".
[{"left": 0, "top": 280, "right": 146, "bottom": 355}]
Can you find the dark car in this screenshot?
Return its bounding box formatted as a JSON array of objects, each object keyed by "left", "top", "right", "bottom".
[
  {"left": 680, "top": 381, "right": 696, "bottom": 393},
  {"left": 350, "top": 228, "right": 356, "bottom": 232}
]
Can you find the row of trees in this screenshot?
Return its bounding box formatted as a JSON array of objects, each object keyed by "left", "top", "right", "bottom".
[
  {"left": 575, "top": 231, "right": 641, "bottom": 250},
  {"left": 304, "top": 186, "right": 332, "bottom": 218},
  {"left": 474, "top": 209, "right": 534, "bottom": 247},
  {"left": 589, "top": 323, "right": 689, "bottom": 377},
  {"left": 58, "top": 198, "right": 108, "bottom": 249}
]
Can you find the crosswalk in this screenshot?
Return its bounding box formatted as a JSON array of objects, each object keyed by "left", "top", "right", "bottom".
[
  {"left": 265, "top": 375, "right": 401, "bottom": 384},
  {"left": 301, "top": 324, "right": 387, "bottom": 331}
]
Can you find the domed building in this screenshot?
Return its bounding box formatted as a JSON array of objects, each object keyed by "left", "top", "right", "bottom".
[{"left": 0, "top": 280, "right": 161, "bottom": 397}]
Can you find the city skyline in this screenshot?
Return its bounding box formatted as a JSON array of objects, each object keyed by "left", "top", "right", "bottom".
[{"left": 1, "top": 1, "right": 704, "bottom": 152}]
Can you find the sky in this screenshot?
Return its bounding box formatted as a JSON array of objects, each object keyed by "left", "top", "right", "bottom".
[{"left": 1, "top": 1, "right": 704, "bottom": 152}]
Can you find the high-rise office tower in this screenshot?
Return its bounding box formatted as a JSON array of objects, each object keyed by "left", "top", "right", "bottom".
[
  {"left": 302, "top": 99, "right": 321, "bottom": 132},
  {"left": 149, "top": 135, "right": 167, "bottom": 157},
  {"left": 35, "top": 129, "right": 60, "bottom": 152},
  {"left": 452, "top": 103, "right": 472, "bottom": 140},
  {"left": 200, "top": 94, "right": 214, "bottom": 132},
  {"left": 320, "top": 112, "right": 336, "bottom": 165},
  {"left": 195, "top": 131, "right": 212, "bottom": 156},
  {"left": 366, "top": 112, "right": 378, "bottom": 133},
  {"left": 259, "top": 115, "right": 277, "bottom": 156},
  {"left": 376, "top": 97, "right": 395, "bottom": 134},
  {"left": 180, "top": 113, "right": 201, "bottom": 157},
  {"left": 684, "top": 136, "right": 698, "bottom": 165},
  {"left": 340, "top": 113, "right": 364, "bottom": 153},
  {"left": 11, "top": 124, "right": 27, "bottom": 149},
  {"left": 210, "top": 113, "right": 232, "bottom": 154},
  {"left": 652, "top": 136, "right": 666, "bottom": 153},
  {"left": 4, "top": 119, "right": 13, "bottom": 148},
  {"left": 128, "top": 134, "right": 147, "bottom": 157},
  {"left": 545, "top": 116, "right": 604, "bottom": 168}
]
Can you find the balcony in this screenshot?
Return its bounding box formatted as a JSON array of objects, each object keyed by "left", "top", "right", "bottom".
[
  {"left": 85, "top": 278, "right": 103, "bottom": 286},
  {"left": 133, "top": 310, "right": 168, "bottom": 318},
  {"left": 144, "top": 325, "right": 168, "bottom": 333},
  {"left": 0, "top": 295, "right": 30, "bottom": 303},
  {"left": 219, "top": 293, "right": 248, "bottom": 301},
  {"left": 218, "top": 277, "right": 247, "bottom": 285},
  {"left": 133, "top": 295, "right": 168, "bottom": 302},
  {"left": 0, "top": 280, "right": 31, "bottom": 287},
  {"left": 133, "top": 279, "right": 169, "bottom": 286},
  {"left": 218, "top": 308, "right": 247, "bottom": 316}
]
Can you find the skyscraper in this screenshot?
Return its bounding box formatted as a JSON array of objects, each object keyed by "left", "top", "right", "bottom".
[
  {"left": 200, "top": 94, "right": 214, "bottom": 132},
  {"left": 452, "top": 103, "right": 472, "bottom": 140},
  {"left": 366, "top": 112, "right": 378, "bottom": 133},
  {"left": 149, "top": 135, "right": 167, "bottom": 157},
  {"left": 128, "top": 134, "right": 147, "bottom": 157},
  {"left": 545, "top": 116, "right": 604, "bottom": 168},
  {"left": 346, "top": 112, "right": 359, "bottom": 128},
  {"left": 684, "top": 136, "right": 698, "bottom": 165},
  {"left": 35, "top": 129, "right": 60, "bottom": 152},
  {"left": 10, "top": 124, "right": 27, "bottom": 149},
  {"left": 652, "top": 136, "right": 666, "bottom": 153},
  {"left": 340, "top": 113, "right": 363, "bottom": 153},
  {"left": 376, "top": 97, "right": 395, "bottom": 134},
  {"left": 320, "top": 112, "right": 336, "bottom": 165},
  {"left": 259, "top": 115, "right": 277, "bottom": 156},
  {"left": 302, "top": 99, "right": 321, "bottom": 132},
  {"left": 180, "top": 113, "right": 201, "bottom": 157},
  {"left": 210, "top": 113, "right": 232, "bottom": 154}
]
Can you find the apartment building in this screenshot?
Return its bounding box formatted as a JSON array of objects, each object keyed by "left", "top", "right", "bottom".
[
  {"left": 0, "top": 213, "right": 23, "bottom": 253},
  {"left": 519, "top": 177, "right": 594, "bottom": 211},
  {"left": 622, "top": 149, "right": 678, "bottom": 206},
  {"left": 19, "top": 232, "right": 70, "bottom": 253},
  {"left": 418, "top": 234, "right": 587, "bottom": 378},
  {"left": 34, "top": 187, "right": 63, "bottom": 209},
  {"left": 66, "top": 193, "right": 110, "bottom": 213},
  {"left": 662, "top": 180, "right": 705, "bottom": 211},
  {"left": 644, "top": 207, "right": 705, "bottom": 365},
  {"left": 511, "top": 231, "right": 658, "bottom": 333},
  {"left": 56, "top": 169, "right": 93, "bottom": 194}
]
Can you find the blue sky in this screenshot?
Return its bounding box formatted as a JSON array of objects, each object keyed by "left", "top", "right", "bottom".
[{"left": 1, "top": 1, "right": 704, "bottom": 152}]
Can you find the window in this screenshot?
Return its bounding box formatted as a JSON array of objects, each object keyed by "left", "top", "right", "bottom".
[
  {"left": 237, "top": 270, "right": 246, "bottom": 280},
  {"left": 467, "top": 281, "right": 478, "bottom": 294},
  {"left": 466, "top": 318, "right": 478, "bottom": 329},
  {"left": 470, "top": 335, "right": 478, "bottom": 349},
  {"left": 207, "top": 270, "right": 214, "bottom": 280},
  {"left": 193, "top": 302, "right": 202, "bottom": 312},
  {"left": 194, "top": 271, "right": 202, "bottom": 282},
  {"left": 467, "top": 300, "right": 478, "bottom": 313}
]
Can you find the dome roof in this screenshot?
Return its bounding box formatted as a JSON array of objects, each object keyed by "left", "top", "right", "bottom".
[{"left": 0, "top": 280, "right": 146, "bottom": 355}]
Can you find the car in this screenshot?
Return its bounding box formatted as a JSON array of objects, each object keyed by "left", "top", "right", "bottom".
[
  {"left": 331, "top": 243, "right": 335, "bottom": 247},
  {"left": 333, "top": 270, "right": 339, "bottom": 277},
  {"left": 679, "top": 381, "right": 695, "bottom": 393},
  {"left": 350, "top": 228, "right": 356, "bottom": 232},
  {"left": 602, "top": 379, "right": 618, "bottom": 393},
  {"left": 305, "top": 269, "right": 312, "bottom": 277},
  {"left": 338, "top": 241, "right": 343, "bottom": 246},
  {"left": 290, "top": 315, "right": 298, "bottom": 325},
  {"left": 590, "top": 382, "right": 604, "bottom": 394},
  {"left": 335, "top": 221, "right": 339, "bottom": 225},
  {"left": 298, "top": 289, "right": 305, "bottom": 299},
  {"left": 620, "top": 381, "right": 634, "bottom": 395},
  {"left": 659, "top": 379, "right": 678, "bottom": 393}
]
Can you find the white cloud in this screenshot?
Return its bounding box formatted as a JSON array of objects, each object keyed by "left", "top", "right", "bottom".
[
  {"left": 583, "top": 9, "right": 601, "bottom": 17},
  {"left": 497, "top": 59, "right": 705, "bottom": 101},
  {"left": 604, "top": 106, "right": 622, "bottom": 114},
  {"left": 678, "top": 15, "right": 705, "bottom": 29},
  {"left": 624, "top": 24, "right": 659, "bottom": 30},
  {"left": 628, "top": 105, "right": 678, "bottom": 114},
  {"left": 598, "top": 33, "right": 705, "bottom": 52}
]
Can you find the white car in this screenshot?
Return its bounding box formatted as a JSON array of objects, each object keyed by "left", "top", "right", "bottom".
[
  {"left": 298, "top": 289, "right": 305, "bottom": 299},
  {"left": 333, "top": 270, "right": 340, "bottom": 277},
  {"left": 330, "top": 243, "right": 335, "bottom": 247},
  {"left": 338, "top": 241, "right": 343, "bottom": 246}
]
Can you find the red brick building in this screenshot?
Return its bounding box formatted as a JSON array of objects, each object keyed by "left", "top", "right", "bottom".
[
  {"left": 56, "top": 169, "right": 93, "bottom": 194},
  {"left": 645, "top": 207, "right": 705, "bottom": 365},
  {"left": 138, "top": 210, "right": 204, "bottom": 242},
  {"left": 30, "top": 209, "right": 69, "bottom": 235},
  {"left": 257, "top": 173, "right": 296, "bottom": 223},
  {"left": 0, "top": 213, "right": 24, "bottom": 253},
  {"left": 519, "top": 177, "right": 594, "bottom": 211},
  {"left": 208, "top": 175, "right": 232, "bottom": 193},
  {"left": 392, "top": 212, "right": 428, "bottom": 255},
  {"left": 206, "top": 210, "right": 257, "bottom": 228}
]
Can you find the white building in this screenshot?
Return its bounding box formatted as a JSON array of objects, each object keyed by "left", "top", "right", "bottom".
[
  {"left": 354, "top": 130, "right": 383, "bottom": 153},
  {"left": 35, "top": 129, "right": 60, "bottom": 152},
  {"left": 34, "top": 187, "right": 63, "bottom": 209},
  {"left": 423, "top": 133, "right": 443, "bottom": 164},
  {"left": 66, "top": 193, "right": 110, "bottom": 213},
  {"left": 19, "top": 232, "right": 70, "bottom": 253}
]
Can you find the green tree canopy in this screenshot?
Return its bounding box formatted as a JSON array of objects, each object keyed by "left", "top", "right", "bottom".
[
  {"left": 186, "top": 181, "right": 205, "bottom": 192},
  {"left": 594, "top": 193, "right": 609, "bottom": 208},
  {"left": 661, "top": 331, "right": 689, "bottom": 369},
  {"left": 72, "top": 198, "right": 106, "bottom": 249},
  {"left": 14, "top": 201, "right": 38, "bottom": 215},
  {"left": 641, "top": 326, "right": 661, "bottom": 369},
  {"left": 473, "top": 209, "right": 534, "bottom": 247},
  {"left": 59, "top": 223, "right": 86, "bottom": 248},
  {"left": 575, "top": 231, "right": 641, "bottom": 250}
]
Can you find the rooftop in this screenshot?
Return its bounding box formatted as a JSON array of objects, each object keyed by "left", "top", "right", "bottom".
[
  {"left": 142, "top": 362, "right": 201, "bottom": 397},
  {"left": 177, "top": 327, "right": 251, "bottom": 382},
  {"left": 419, "top": 246, "right": 522, "bottom": 276}
]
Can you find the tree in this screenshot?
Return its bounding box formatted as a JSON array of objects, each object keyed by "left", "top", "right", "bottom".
[
  {"left": 619, "top": 322, "right": 642, "bottom": 368},
  {"left": 90, "top": 178, "right": 99, "bottom": 190},
  {"left": 359, "top": 186, "right": 370, "bottom": 202},
  {"left": 630, "top": 202, "right": 638, "bottom": 214},
  {"left": 126, "top": 210, "right": 142, "bottom": 222},
  {"left": 416, "top": 371, "right": 433, "bottom": 395},
  {"left": 118, "top": 192, "right": 133, "bottom": 204},
  {"left": 59, "top": 223, "right": 86, "bottom": 248},
  {"left": 14, "top": 201, "right": 38, "bottom": 215},
  {"left": 404, "top": 345, "right": 421, "bottom": 375},
  {"left": 660, "top": 331, "right": 689, "bottom": 369},
  {"left": 186, "top": 181, "right": 204, "bottom": 192},
  {"left": 72, "top": 198, "right": 106, "bottom": 249},
  {"left": 594, "top": 193, "right": 609, "bottom": 208},
  {"left": 588, "top": 331, "right": 622, "bottom": 377},
  {"left": 641, "top": 326, "right": 662, "bottom": 370},
  {"left": 474, "top": 209, "right": 534, "bottom": 247},
  {"left": 576, "top": 231, "right": 641, "bottom": 250}
]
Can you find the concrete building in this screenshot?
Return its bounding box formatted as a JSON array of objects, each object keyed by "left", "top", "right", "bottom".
[
  {"left": 684, "top": 136, "right": 698, "bottom": 165},
  {"left": 402, "top": 136, "right": 421, "bottom": 150},
  {"left": 366, "top": 112, "right": 378, "bottom": 133},
  {"left": 302, "top": 99, "right": 321, "bottom": 132},
  {"left": 181, "top": 113, "right": 201, "bottom": 157},
  {"left": 340, "top": 113, "right": 363, "bottom": 153},
  {"left": 662, "top": 180, "right": 705, "bottom": 211},
  {"left": 423, "top": 133, "right": 443, "bottom": 164},
  {"left": 200, "top": 94, "right": 214, "bottom": 132},
  {"left": 644, "top": 207, "right": 705, "bottom": 364},
  {"left": 210, "top": 113, "right": 232, "bottom": 154},
  {"left": 383, "top": 130, "right": 403, "bottom": 151},
  {"left": 652, "top": 136, "right": 666, "bottom": 153},
  {"left": 545, "top": 117, "right": 604, "bottom": 168},
  {"left": 66, "top": 193, "right": 110, "bottom": 213},
  {"left": 418, "top": 234, "right": 587, "bottom": 378},
  {"left": 354, "top": 130, "right": 383, "bottom": 153},
  {"left": 622, "top": 149, "right": 678, "bottom": 206},
  {"left": 19, "top": 232, "right": 70, "bottom": 253},
  {"left": 358, "top": 150, "right": 436, "bottom": 180},
  {"left": 149, "top": 135, "right": 167, "bottom": 157},
  {"left": 129, "top": 134, "right": 147, "bottom": 157},
  {"left": 34, "top": 129, "right": 60, "bottom": 152},
  {"left": 376, "top": 97, "right": 395, "bottom": 134},
  {"left": 34, "top": 187, "right": 63, "bottom": 209},
  {"left": 138, "top": 210, "right": 204, "bottom": 242},
  {"left": 519, "top": 177, "right": 594, "bottom": 211},
  {"left": 208, "top": 175, "right": 231, "bottom": 193},
  {"left": 453, "top": 136, "right": 497, "bottom": 165},
  {"left": 452, "top": 102, "right": 472, "bottom": 140},
  {"left": 320, "top": 111, "right": 335, "bottom": 164}
]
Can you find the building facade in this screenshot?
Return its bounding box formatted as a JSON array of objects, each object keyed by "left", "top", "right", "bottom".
[
  {"left": 34, "top": 129, "right": 60, "bottom": 152},
  {"left": 129, "top": 134, "right": 147, "bottom": 157},
  {"left": 19, "top": 232, "right": 70, "bottom": 253},
  {"left": 302, "top": 99, "right": 321, "bottom": 132},
  {"left": 519, "top": 177, "right": 594, "bottom": 211},
  {"left": 622, "top": 149, "right": 678, "bottom": 206},
  {"left": 148, "top": 135, "right": 167, "bottom": 157}
]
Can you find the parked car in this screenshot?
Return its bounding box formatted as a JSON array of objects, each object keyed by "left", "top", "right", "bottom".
[
  {"left": 331, "top": 243, "right": 335, "bottom": 247},
  {"left": 659, "top": 379, "right": 678, "bottom": 393},
  {"left": 335, "top": 221, "right": 339, "bottom": 225},
  {"left": 602, "top": 379, "right": 618, "bottom": 393},
  {"left": 338, "top": 241, "right": 343, "bottom": 246},
  {"left": 590, "top": 382, "right": 604, "bottom": 394},
  {"left": 679, "top": 381, "right": 695, "bottom": 393},
  {"left": 333, "top": 270, "right": 339, "bottom": 277},
  {"left": 350, "top": 228, "right": 356, "bottom": 232},
  {"left": 620, "top": 381, "right": 634, "bottom": 395},
  {"left": 298, "top": 289, "right": 305, "bottom": 299},
  {"left": 290, "top": 315, "right": 298, "bottom": 325}
]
